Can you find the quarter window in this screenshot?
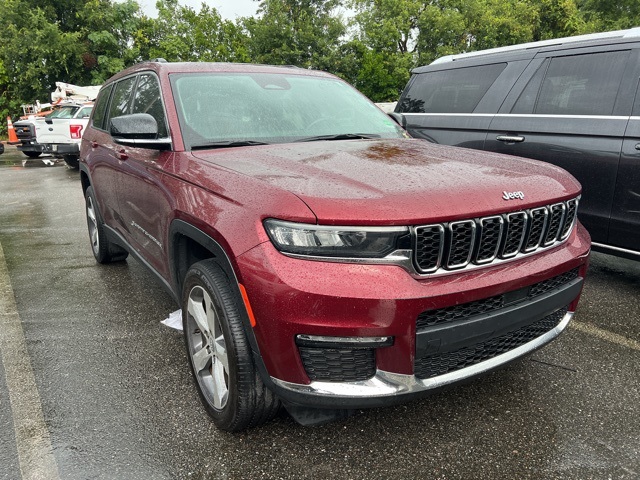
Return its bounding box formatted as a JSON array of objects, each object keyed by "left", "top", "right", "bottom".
[{"left": 398, "top": 63, "right": 506, "bottom": 113}]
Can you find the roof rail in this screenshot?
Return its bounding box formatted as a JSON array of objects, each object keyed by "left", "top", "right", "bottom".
[{"left": 431, "top": 27, "right": 640, "bottom": 65}]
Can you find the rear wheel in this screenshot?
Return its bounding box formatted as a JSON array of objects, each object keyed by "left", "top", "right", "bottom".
[
  {"left": 182, "top": 260, "right": 280, "bottom": 432},
  {"left": 85, "top": 186, "right": 128, "bottom": 263}
]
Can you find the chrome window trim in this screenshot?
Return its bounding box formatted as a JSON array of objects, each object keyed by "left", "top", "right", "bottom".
[
  {"left": 272, "top": 311, "right": 573, "bottom": 398},
  {"left": 401, "top": 113, "right": 631, "bottom": 120}
]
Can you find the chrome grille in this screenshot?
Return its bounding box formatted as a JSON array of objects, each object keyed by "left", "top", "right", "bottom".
[{"left": 414, "top": 197, "right": 580, "bottom": 275}]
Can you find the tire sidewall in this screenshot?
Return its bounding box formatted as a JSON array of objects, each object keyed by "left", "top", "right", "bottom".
[{"left": 181, "top": 262, "right": 245, "bottom": 430}]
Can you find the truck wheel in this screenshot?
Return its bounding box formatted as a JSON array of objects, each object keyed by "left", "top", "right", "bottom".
[
  {"left": 85, "top": 186, "right": 128, "bottom": 263},
  {"left": 24, "top": 151, "right": 41, "bottom": 159},
  {"left": 63, "top": 155, "right": 79, "bottom": 169},
  {"left": 182, "top": 260, "right": 280, "bottom": 432}
]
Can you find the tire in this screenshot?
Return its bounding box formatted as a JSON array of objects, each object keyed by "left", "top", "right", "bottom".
[
  {"left": 63, "top": 155, "right": 79, "bottom": 169},
  {"left": 24, "top": 151, "right": 41, "bottom": 159},
  {"left": 84, "top": 186, "right": 129, "bottom": 263},
  {"left": 182, "top": 260, "right": 280, "bottom": 432}
]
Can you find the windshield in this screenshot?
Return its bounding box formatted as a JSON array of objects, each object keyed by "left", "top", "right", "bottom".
[
  {"left": 47, "top": 106, "right": 81, "bottom": 119},
  {"left": 170, "top": 72, "right": 405, "bottom": 149}
]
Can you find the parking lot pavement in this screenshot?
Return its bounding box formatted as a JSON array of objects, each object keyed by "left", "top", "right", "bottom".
[{"left": 0, "top": 146, "right": 638, "bottom": 479}]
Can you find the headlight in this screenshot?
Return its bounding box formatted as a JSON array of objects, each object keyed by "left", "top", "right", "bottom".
[{"left": 264, "top": 219, "right": 409, "bottom": 258}]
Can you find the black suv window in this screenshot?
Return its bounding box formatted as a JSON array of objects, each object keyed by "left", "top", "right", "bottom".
[
  {"left": 108, "top": 77, "right": 136, "bottom": 123},
  {"left": 92, "top": 84, "right": 113, "bottom": 130},
  {"left": 520, "top": 51, "right": 629, "bottom": 116},
  {"left": 398, "top": 63, "right": 506, "bottom": 113},
  {"left": 132, "top": 73, "right": 168, "bottom": 138}
]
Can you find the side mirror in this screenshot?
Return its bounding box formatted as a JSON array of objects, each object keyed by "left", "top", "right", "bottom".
[{"left": 110, "top": 113, "right": 171, "bottom": 149}]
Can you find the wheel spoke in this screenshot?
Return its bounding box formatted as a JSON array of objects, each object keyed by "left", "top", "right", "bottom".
[
  {"left": 192, "top": 344, "right": 212, "bottom": 373},
  {"left": 213, "top": 335, "right": 229, "bottom": 371},
  {"left": 188, "top": 294, "right": 210, "bottom": 336},
  {"left": 211, "top": 358, "right": 228, "bottom": 409},
  {"left": 87, "top": 203, "right": 96, "bottom": 224}
]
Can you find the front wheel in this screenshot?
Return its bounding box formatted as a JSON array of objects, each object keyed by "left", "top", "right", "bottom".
[{"left": 182, "top": 260, "right": 280, "bottom": 431}]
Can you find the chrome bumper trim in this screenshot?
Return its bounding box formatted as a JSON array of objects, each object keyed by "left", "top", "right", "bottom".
[{"left": 272, "top": 311, "right": 574, "bottom": 399}]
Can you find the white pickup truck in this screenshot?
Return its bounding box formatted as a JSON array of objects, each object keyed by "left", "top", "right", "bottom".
[{"left": 14, "top": 102, "right": 93, "bottom": 168}]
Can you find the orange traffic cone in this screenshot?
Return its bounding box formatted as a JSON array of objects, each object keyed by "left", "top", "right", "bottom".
[{"left": 7, "top": 116, "right": 19, "bottom": 144}]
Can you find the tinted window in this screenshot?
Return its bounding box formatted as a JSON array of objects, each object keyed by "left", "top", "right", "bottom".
[
  {"left": 531, "top": 51, "right": 629, "bottom": 116},
  {"left": 107, "top": 77, "right": 136, "bottom": 122},
  {"left": 92, "top": 84, "right": 113, "bottom": 130},
  {"left": 132, "top": 74, "right": 168, "bottom": 138},
  {"left": 511, "top": 60, "right": 549, "bottom": 114},
  {"left": 398, "top": 63, "right": 506, "bottom": 113}
]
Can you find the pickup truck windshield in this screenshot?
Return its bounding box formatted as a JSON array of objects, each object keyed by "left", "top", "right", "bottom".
[{"left": 170, "top": 72, "right": 405, "bottom": 149}]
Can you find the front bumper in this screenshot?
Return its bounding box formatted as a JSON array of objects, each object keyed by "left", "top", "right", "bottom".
[{"left": 236, "top": 223, "right": 590, "bottom": 408}]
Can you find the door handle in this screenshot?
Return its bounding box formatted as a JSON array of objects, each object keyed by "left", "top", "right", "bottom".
[
  {"left": 496, "top": 135, "right": 525, "bottom": 143},
  {"left": 635, "top": 143, "right": 640, "bottom": 151},
  {"left": 116, "top": 149, "right": 128, "bottom": 161}
]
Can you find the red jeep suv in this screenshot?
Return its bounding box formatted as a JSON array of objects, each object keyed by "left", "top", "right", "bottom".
[{"left": 80, "top": 60, "right": 590, "bottom": 431}]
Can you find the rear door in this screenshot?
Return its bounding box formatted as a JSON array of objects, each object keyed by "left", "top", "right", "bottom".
[
  {"left": 485, "top": 46, "right": 636, "bottom": 244},
  {"left": 610, "top": 51, "right": 640, "bottom": 253},
  {"left": 398, "top": 60, "right": 528, "bottom": 149}
]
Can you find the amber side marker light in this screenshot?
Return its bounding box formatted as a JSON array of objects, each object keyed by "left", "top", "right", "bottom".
[{"left": 239, "top": 284, "right": 257, "bottom": 327}]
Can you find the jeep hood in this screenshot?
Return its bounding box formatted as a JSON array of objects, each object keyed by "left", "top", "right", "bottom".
[{"left": 192, "top": 139, "right": 581, "bottom": 225}]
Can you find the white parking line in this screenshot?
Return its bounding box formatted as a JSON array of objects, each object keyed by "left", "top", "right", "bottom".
[
  {"left": 0, "top": 241, "right": 60, "bottom": 480},
  {"left": 570, "top": 321, "right": 640, "bottom": 352}
]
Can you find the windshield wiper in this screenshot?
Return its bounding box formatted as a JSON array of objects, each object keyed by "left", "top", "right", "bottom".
[
  {"left": 293, "top": 133, "right": 381, "bottom": 143},
  {"left": 191, "top": 140, "right": 270, "bottom": 150}
]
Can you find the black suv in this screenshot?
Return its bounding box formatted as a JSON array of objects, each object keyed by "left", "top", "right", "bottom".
[{"left": 395, "top": 27, "right": 640, "bottom": 260}]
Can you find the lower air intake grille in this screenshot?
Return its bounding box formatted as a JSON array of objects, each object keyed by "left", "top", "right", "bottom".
[
  {"left": 414, "top": 308, "right": 567, "bottom": 379},
  {"left": 299, "top": 347, "right": 376, "bottom": 382}
]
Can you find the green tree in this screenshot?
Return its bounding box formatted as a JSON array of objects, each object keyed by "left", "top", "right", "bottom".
[
  {"left": 145, "top": 0, "right": 249, "bottom": 62},
  {"left": 243, "top": 0, "right": 346, "bottom": 69}
]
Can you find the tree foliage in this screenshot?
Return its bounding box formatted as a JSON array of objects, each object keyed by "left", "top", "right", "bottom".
[{"left": 1, "top": 0, "right": 639, "bottom": 135}]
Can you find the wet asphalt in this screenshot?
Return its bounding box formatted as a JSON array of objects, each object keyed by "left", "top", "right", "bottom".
[{"left": 0, "top": 145, "right": 638, "bottom": 479}]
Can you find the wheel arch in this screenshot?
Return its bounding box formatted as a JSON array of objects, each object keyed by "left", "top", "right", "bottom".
[{"left": 169, "top": 219, "right": 275, "bottom": 390}]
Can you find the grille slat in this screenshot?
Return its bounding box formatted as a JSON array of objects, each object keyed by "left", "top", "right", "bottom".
[{"left": 414, "top": 197, "right": 580, "bottom": 274}]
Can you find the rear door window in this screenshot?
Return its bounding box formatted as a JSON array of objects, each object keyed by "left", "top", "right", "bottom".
[
  {"left": 514, "top": 51, "right": 629, "bottom": 116},
  {"left": 92, "top": 84, "right": 113, "bottom": 131},
  {"left": 398, "top": 63, "right": 506, "bottom": 113}
]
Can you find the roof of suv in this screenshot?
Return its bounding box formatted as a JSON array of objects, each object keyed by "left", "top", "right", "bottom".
[
  {"left": 105, "top": 61, "right": 335, "bottom": 85},
  {"left": 414, "top": 26, "right": 640, "bottom": 73}
]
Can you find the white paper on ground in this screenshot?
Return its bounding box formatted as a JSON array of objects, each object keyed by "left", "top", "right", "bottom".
[{"left": 161, "top": 309, "right": 183, "bottom": 330}]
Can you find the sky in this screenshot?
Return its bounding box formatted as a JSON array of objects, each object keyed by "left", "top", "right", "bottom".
[{"left": 138, "top": 0, "right": 260, "bottom": 20}]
